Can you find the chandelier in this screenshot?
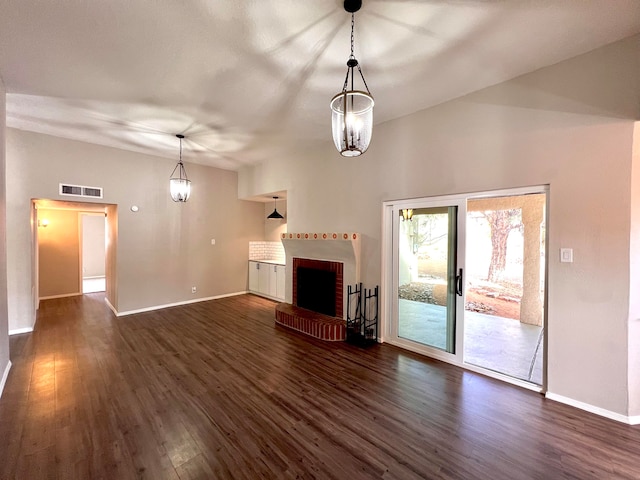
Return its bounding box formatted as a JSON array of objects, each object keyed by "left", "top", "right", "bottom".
[
  {"left": 169, "top": 134, "right": 191, "bottom": 202},
  {"left": 330, "top": 0, "right": 374, "bottom": 157}
]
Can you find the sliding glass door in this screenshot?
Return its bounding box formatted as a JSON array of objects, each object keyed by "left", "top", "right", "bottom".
[
  {"left": 396, "top": 207, "right": 459, "bottom": 353},
  {"left": 384, "top": 187, "right": 547, "bottom": 390}
]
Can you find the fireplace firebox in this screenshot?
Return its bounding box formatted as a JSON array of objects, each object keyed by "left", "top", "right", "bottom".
[
  {"left": 296, "top": 267, "right": 336, "bottom": 317},
  {"left": 292, "top": 258, "right": 343, "bottom": 318}
]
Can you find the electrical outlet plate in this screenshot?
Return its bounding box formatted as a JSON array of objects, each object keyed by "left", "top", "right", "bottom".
[
  {"left": 191, "top": 286, "right": 197, "bottom": 293},
  {"left": 560, "top": 248, "right": 573, "bottom": 263}
]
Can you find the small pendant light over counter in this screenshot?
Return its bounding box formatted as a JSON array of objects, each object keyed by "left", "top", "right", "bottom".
[
  {"left": 170, "top": 134, "right": 191, "bottom": 202},
  {"left": 330, "top": 0, "right": 374, "bottom": 157},
  {"left": 267, "top": 196, "right": 284, "bottom": 219}
]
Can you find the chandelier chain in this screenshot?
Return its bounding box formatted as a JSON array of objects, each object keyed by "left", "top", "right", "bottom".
[
  {"left": 357, "top": 64, "right": 371, "bottom": 95},
  {"left": 350, "top": 13, "right": 355, "bottom": 59}
]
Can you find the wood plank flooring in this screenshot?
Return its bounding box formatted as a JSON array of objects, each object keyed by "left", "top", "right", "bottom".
[{"left": 1, "top": 293, "right": 639, "bottom": 479}]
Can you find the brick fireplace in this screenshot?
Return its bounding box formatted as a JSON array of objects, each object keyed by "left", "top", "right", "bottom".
[
  {"left": 292, "top": 257, "right": 343, "bottom": 318},
  {"left": 275, "top": 233, "right": 360, "bottom": 341}
]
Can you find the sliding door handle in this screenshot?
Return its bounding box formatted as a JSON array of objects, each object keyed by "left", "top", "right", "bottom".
[{"left": 455, "top": 268, "right": 463, "bottom": 296}]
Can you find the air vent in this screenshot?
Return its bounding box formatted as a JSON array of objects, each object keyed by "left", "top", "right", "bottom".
[{"left": 59, "top": 183, "right": 103, "bottom": 199}]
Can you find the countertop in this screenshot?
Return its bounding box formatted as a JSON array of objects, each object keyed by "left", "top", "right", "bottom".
[{"left": 249, "top": 259, "right": 286, "bottom": 266}]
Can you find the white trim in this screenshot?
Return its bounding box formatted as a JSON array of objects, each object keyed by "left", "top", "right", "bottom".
[
  {"left": 546, "top": 392, "right": 635, "bottom": 424},
  {"left": 248, "top": 291, "right": 284, "bottom": 303},
  {"left": 463, "top": 362, "right": 543, "bottom": 393},
  {"left": 39, "top": 292, "right": 82, "bottom": 300},
  {"left": 104, "top": 297, "right": 118, "bottom": 316},
  {"left": 9, "top": 327, "right": 34, "bottom": 335},
  {"left": 114, "top": 291, "right": 248, "bottom": 317},
  {"left": 0, "top": 361, "right": 12, "bottom": 398}
]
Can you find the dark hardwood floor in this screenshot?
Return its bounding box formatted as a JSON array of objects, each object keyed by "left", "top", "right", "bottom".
[{"left": 1, "top": 293, "right": 639, "bottom": 479}]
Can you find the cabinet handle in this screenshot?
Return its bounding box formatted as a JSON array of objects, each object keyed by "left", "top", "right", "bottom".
[
  {"left": 274, "top": 266, "right": 277, "bottom": 272},
  {"left": 256, "top": 263, "right": 259, "bottom": 270}
]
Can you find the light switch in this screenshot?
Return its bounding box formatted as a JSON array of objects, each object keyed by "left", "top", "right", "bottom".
[
  {"left": 211, "top": 239, "right": 216, "bottom": 245},
  {"left": 560, "top": 248, "right": 573, "bottom": 263}
]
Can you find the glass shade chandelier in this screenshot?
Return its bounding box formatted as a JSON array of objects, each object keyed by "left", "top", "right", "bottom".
[
  {"left": 169, "top": 134, "right": 191, "bottom": 202},
  {"left": 267, "top": 196, "right": 284, "bottom": 219},
  {"left": 330, "top": 0, "right": 374, "bottom": 157}
]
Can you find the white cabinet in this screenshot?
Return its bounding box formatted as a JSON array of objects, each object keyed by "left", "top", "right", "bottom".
[
  {"left": 268, "top": 265, "right": 278, "bottom": 298},
  {"left": 248, "top": 261, "right": 285, "bottom": 301},
  {"left": 249, "top": 261, "right": 260, "bottom": 292},
  {"left": 276, "top": 265, "right": 285, "bottom": 300},
  {"left": 259, "top": 263, "right": 270, "bottom": 296}
]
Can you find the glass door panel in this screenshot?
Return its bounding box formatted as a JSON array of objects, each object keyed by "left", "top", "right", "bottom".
[
  {"left": 464, "top": 193, "right": 546, "bottom": 385},
  {"left": 397, "top": 206, "right": 458, "bottom": 353}
]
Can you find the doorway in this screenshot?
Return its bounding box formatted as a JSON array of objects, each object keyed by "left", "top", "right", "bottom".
[
  {"left": 81, "top": 213, "right": 106, "bottom": 293},
  {"left": 384, "top": 186, "right": 548, "bottom": 390},
  {"left": 34, "top": 199, "right": 117, "bottom": 308}
]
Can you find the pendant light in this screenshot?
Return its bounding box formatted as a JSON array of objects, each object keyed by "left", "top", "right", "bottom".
[
  {"left": 169, "top": 134, "right": 191, "bottom": 202},
  {"left": 330, "top": 0, "right": 374, "bottom": 157},
  {"left": 267, "top": 196, "right": 284, "bottom": 219}
]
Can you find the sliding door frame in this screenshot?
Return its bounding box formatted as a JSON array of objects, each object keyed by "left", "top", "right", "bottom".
[{"left": 381, "top": 185, "right": 549, "bottom": 393}]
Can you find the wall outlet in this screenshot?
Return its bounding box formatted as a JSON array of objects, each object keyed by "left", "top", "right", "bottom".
[
  {"left": 560, "top": 248, "right": 573, "bottom": 263},
  {"left": 191, "top": 286, "right": 197, "bottom": 294}
]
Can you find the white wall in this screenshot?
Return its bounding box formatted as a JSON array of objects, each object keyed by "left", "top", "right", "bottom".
[
  {"left": 238, "top": 35, "right": 640, "bottom": 418},
  {"left": 6, "top": 130, "right": 265, "bottom": 326},
  {"left": 0, "top": 74, "right": 10, "bottom": 395}
]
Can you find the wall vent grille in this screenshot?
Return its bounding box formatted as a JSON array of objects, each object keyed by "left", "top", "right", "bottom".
[{"left": 59, "top": 183, "right": 103, "bottom": 199}]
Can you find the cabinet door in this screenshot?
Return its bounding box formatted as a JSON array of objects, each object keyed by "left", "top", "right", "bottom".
[
  {"left": 248, "top": 261, "right": 259, "bottom": 292},
  {"left": 258, "top": 263, "right": 270, "bottom": 295},
  {"left": 276, "top": 265, "right": 286, "bottom": 300},
  {"left": 268, "top": 265, "right": 278, "bottom": 297}
]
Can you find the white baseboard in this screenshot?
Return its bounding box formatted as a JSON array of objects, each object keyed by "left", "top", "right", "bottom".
[
  {"left": 9, "top": 327, "right": 34, "bottom": 336},
  {"left": 546, "top": 392, "right": 635, "bottom": 424},
  {"left": 0, "top": 361, "right": 12, "bottom": 399},
  {"left": 104, "top": 297, "right": 118, "bottom": 316},
  {"left": 39, "top": 292, "right": 82, "bottom": 300},
  {"left": 115, "top": 291, "right": 248, "bottom": 317}
]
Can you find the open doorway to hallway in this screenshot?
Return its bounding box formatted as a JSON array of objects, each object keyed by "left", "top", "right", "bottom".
[{"left": 34, "top": 199, "right": 117, "bottom": 308}]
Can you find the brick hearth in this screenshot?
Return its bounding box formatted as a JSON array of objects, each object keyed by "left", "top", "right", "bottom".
[{"left": 275, "top": 303, "right": 346, "bottom": 341}]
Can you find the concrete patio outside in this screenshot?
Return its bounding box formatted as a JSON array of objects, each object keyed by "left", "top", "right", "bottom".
[{"left": 399, "top": 299, "right": 543, "bottom": 385}]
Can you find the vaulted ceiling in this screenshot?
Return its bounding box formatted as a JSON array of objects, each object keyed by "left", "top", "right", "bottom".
[{"left": 1, "top": 0, "right": 639, "bottom": 170}]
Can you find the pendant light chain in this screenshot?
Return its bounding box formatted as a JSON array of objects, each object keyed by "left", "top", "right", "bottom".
[
  {"left": 350, "top": 13, "right": 355, "bottom": 59},
  {"left": 179, "top": 136, "right": 183, "bottom": 180}
]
